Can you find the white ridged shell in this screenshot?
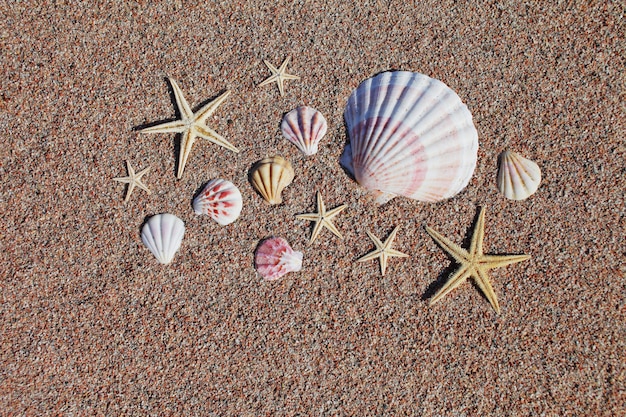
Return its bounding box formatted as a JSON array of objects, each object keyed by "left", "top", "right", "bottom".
[
  {"left": 497, "top": 150, "right": 541, "bottom": 200},
  {"left": 250, "top": 156, "right": 295, "bottom": 205},
  {"left": 341, "top": 71, "right": 479, "bottom": 204},
  {"left": 193, "top": 179, "right": 243, "bottom": 225},
  {"left": 255, "top": 237, "right": 303, "bottom": 281},
  {"left": 141, "top": 213, "right": 185, "bottom": 265},
  {"left": 281, "top": 106, "right": 328, "bottom": 155}
]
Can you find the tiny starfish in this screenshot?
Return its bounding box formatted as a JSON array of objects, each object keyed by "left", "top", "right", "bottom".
[
  {"left": 112, "top": 160, "right": 151, "bottom": 202},
  {"left": 139, "top": 77, "right": 238, "bottom": 179},
  {"left": 357, "top": 226, "right": 409, "bottom": 276},
  {"left": 425, "top": 206, "right": 531, "bottom": 314},
  {"left": 295, "top": 191, "right": 347, "bottom": 244},
  {"left": 257, "top": 56, "right": 300, "bottom": 96}
]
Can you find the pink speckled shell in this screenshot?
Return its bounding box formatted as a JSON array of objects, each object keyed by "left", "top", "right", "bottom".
[
  {"left": 281, "top": 106, "right": 328, "bottom": 156},
  {"left": 193, "top": 179, "right": 243, "bottom": 225},
  {"left": 255, "top": 237, "right": 303, "bottom": 281},
  {"left": 341, "top": 71, "right": 478, "bottom": 204}
]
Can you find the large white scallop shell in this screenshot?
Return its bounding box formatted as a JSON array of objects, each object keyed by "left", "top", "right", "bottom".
[
  {"left": 255, "top": 237, "right": 303, "bottom": 281},
  {"left": 193, "top": 179, "right": 243, "bottom": 225},
  {"left": 281, "top": 106, "right": 328, "bottom": 155},
  {"left": 341, "top": 71, "right": 479, "bottom": 204},
  {"left": 250, "top": 155, "right": 295, "bottom": 205},
  {"left": 497, "top": 150, "right": 541, "bottom": 200},
  {"left": 141, "top": 213, "right": 185, "bottom": 265}
]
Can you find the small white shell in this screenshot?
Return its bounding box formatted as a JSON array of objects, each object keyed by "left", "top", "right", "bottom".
[
  {"left": 497, "top": 150, "right": 541, "bottom": 200},
  {"left": 193, "top": 179, "right": 243, "bottom": 225},
  {"left": 341, "top": 71, "right": 478, "bottom": 204},
  {"left": 255, "top": 237, "right": 303, "bottom": 281},
  {"left": 141, "top": 213, "right": 185, "bottom": 265},
  {"left": 281, "top": 106, "right": 328, "bottom": 155},
  {"left": 250, "top": 156, "right": 295, "bottom": 205}
]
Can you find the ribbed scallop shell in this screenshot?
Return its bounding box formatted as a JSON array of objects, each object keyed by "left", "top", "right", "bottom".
[
  {"left": 255, "top": 237, "right": 303, "bottom": 281},
  {"left": 250, "top": 155, "right": 294, "bottom": 205},
  {"left": 141, "top": 213, "right": 185, "bottom": 265},
  {"left": 341, "top": 71, "right": 479, "bottom": 204},
  {"left": 281, "top": 106, "right": 328, "bottom": 155},
  {"left": 497, "top": 150, "right": 541, "bottom": 200},
  {"left": 193, "top": 179, "right": 243, "bottom": 225}
]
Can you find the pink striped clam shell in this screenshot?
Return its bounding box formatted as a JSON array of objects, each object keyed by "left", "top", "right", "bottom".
[
  {"left": 281, "top": 106, "right": 328, "bottom": 155},
  {"left": 255, "top": 237, "right": 303, "bottom": 281},
  {"left": 341, "top": 71, "right": 478, "bottom": 204},
  {"left": 193, "top": 179, "right": 243, "bottom": 225}
]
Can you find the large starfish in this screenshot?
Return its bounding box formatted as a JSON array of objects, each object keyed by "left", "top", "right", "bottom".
[
  {"left": 425, "top": 206, "right": 531, "bottom": 314},
  {"left": 295, "top": 191, "right": 347, "bottom": 244},
  {"left": 257, "top": 56, "right": 300, "bottom": 96},
  {"left": 357, "top": 226, "right": 409, "bottom": 276},
  {"left": 139, "top": 77, "right": 238, "bottom": 179},
  {"left": 112, "top": 160, "right": 151, "bottom": 202}
]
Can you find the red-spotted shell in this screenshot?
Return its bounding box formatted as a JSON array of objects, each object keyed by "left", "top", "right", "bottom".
[
  {"left": 255, "top": 237, "right": 303, "bottom": 281},
  {"left": 193, "top": 179, "right": 243, "bottom": 225},
  {"left": 281, "top": 106, "right": 328, "bottom": 155},
  {"left": 341, "top": 71, "right": 479, "bottom": 204}
]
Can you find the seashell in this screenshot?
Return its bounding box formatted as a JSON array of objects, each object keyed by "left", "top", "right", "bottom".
[
  {"left": 255, "top": 237, "right": 303, "bottom": 281},
  {"left": 141, "top": 213, "right": 185, "bottom": 265},
  {"left": 341, "top": 71, "right": 479, "bottom": 204},
  {"left": 497, "top": 150, "right": 541, "bottom": 200},
  {"left": 193, "top": 178, "right": 243, "bottom": 225},
  {"left": 281, "top": 106, "right": 328, "bottom": 155},
  {"left": 250, "top": 155, "right": 295, "bottom": 205}
]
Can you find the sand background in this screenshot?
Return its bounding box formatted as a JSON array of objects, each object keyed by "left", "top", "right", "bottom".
[{"left": 1, "top": 1, "right": 624, "bottom": 415}]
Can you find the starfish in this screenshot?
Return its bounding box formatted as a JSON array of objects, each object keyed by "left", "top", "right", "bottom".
[
  {"left": 295, "top": 191, "right": 347, "bottom": 244},
  {"left": 357, "top": 226, "right": 409, "bottom": 276},
  {"left": 139, "top": 77, "right": 238, "bottom": 179},
  {"left": 425, "top": 206, "right": 531, "bottom": 314},
  {"left": 257, "top": 56, "right": 300, "bottom": 96},
  {"left": 112, "top": 160, "right": 151, "bottom": 202}
]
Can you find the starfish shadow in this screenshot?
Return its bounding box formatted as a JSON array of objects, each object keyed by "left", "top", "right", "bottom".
[{"left": 420, "top": 207, "right": 483, "bottom": 302}]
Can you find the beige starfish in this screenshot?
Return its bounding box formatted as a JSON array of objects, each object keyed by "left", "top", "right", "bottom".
[
  {"left": 257, "top": 56, "right": 300, "bottom": 96},
  {"left": 139, "top": 77, "right": 238, "bottom": 179},
  {"left": 425, "top": 206, "right": 531, "bottom": 314},
  {"left": 112, "top": 160, "right": 151, "bottom": 202},
  {"left": 295, "top": 191, "right": 347, "bottom": 244},
  {"left": 357, "top": 226, "right": 409, "bottom": 276}
]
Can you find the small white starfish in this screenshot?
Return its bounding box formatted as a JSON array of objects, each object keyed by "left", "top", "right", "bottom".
[
  {"left": 112, "top": 160, "right": 151, "bottom": 202},
  {"left": 257, "top": 56, "right": 300, "bottom": 96},
  {"left": 139, "top": 78, "right": 238, "bottom": 179},
  {"left": 295, "top": 191, "right": 347, "bottom": 244},
  {"left": 357, "top": 226, "right": 409, "bottom": 276}
]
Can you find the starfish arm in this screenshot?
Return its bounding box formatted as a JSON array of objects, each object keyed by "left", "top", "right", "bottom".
[
  {"left": 295, "top": 212, "right": 321, "bottom": 221},
  {"left": 139, "top": 119, "right": 187, "bottom": 134},
  {"left": 481, "top": 254, "right": 531, "bottom": 269},
  {"left": 356, "top": 249, "right": 382, "bottom": 263},
  {"left": 316, "top": 192, "right": 326, "bottom": 213},
  {"left": 321, "top": 219, "right": 343, "bottom": 239},
  {"left": 278, "top": 56, "right": 291, "bottom": 71},
  {"left": 263, "top": 60, "right": 279, "bottom": 73},
  {"left": 258, "top": 74, "right": 279, "bottom": 87},
  {"left": 474, "top": 268, "right": 501, "bottom": 314},
  {"left": 425, "top": 226, "right": 470, "bottom": 264},
  {"left": 177, "top": 130, "right": 196, "bottom": 179},
  {"left": 168, "top": 78, "right": 194, "bottom": 119},
  {"left": 112, "top": 177, "right": 132, "bottom": 184},
  {"left": 324, "top": 204, "right": 347, "bottom": 219},
  {"left": 379, "top": 253, "right": 388, "bottom": 276},
  {"left": 385, "top": 248, "right": 410, "bottom": 258},
  {"left": 195, "top": 90, "right": 231, "bottom": 123},
  {"left": 280, "top": 73, "right": 301, "bottom": 81},
  {"left": 276, "top": 79, "right": 285, "bottom": 96},
  {"left": 470, "top": 206, "right": 486, "bottom": 256},
  {"left": 194, "top": 125, "right": 239, "bottom": 153},
  {"left": 123, "top": 183, "right": 135, "bottom": 202},
  {"left": 365, "top": 231, "right": 384, "bottom": 249},
  {"left": 307, "top": 221, "right": 324, "bottom": 244},
  {"left": 429, "top": 266, "right": 472, "bottom": 306}
]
